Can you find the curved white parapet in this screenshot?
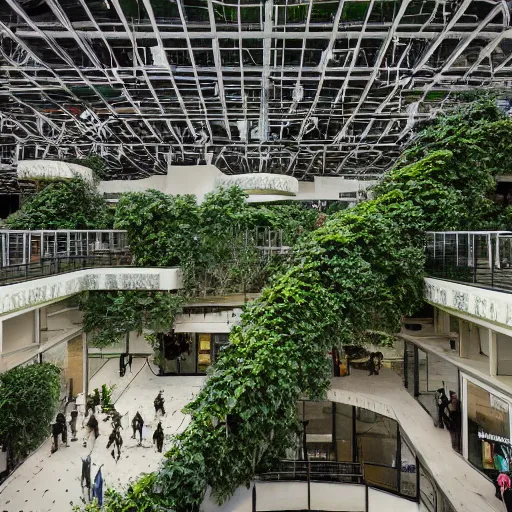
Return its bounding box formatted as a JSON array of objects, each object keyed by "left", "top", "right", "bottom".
[
  {"left": 17, "top": 160, "right": 95, "bottom": 184},
  {"left": 214, "top": 173, "right": 299, "bottom": 196},
  {"left": 0, "top": 267, "right": 182, "bottom": 316}
]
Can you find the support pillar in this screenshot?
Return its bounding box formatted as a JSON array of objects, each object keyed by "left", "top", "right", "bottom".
[
  {"left": 82, "top": 331, "right": 88, "bottom": 402},
  {"left": 489, "top": 329, "right": 498, "bottom": 376},
  {"left": 34, "top": 307, "right": 40, "bottom": 345},
  {"left": 435, "top": 308, "right": 451, "bottom": 334},
  {"left": 459, "top": 320, "right": 470, "bottom": 358}
]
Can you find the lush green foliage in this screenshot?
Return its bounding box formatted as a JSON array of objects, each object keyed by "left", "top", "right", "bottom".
[
  {"left": 72, "top": 155, "right": 108, "bottom": 181},
  {"left": 84, "top": 98, "right": 512, "bottom": 512},
  {"left": 0, "top": 363, "right": 61, "bottom": 469},
  {"left": 6, "top": 178, "right": 111, "bottom": 230},
  {"left": 81, "top": 291, "right": 184, "bottom": 348},
  {"left": 79, "top": 98, "right": 512, "bottom": 512},
  {"left": 114, "top": 190, "right": 201, "bottom": 269}
]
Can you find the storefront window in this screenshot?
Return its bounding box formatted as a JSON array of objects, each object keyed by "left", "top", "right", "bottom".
[
  {"left": 419, "top": 465, "right": 436, "bottom": 512},
  {"left": 197, "top": 333, "right": 211, "bottom": 373},
  {"left": 405, "top": 342, "right": 415, "bottom": 396},
  {"left": 417, "top": 351, "right": 459, "bottom": 427},
  {"left": 467, "top": 380, "right": 511, "bottom": 479},
  {"left": 304, "top": 401, "right": 333, "bottom": 460},
  {"left": 335, "top": 403, "right": 353, "bottom": 462},
  {"left": 400, "top": 432, "right": 417, "bottom": 498}
]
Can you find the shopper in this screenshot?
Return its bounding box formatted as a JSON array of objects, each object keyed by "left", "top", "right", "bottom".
[
  {"left": 51, "top": 413, "right": 69, "bottom": 453},
  {"left": 69, "top": 408, "right": 79, "bottom": 442},
  {"left": 444, "top": 391, "right": 461, "bottom": 453},
  {"left": 83, "top": 413, "right": 99, "bottom": 449},
  {"left": 153, "top": 422, "right": 164, "bottom": 453},
  {"left": 154, "top": 391, "right": 166, "bottom": 416},
  {"left": 434, "top": 388, "right": 449, "bottom": 429},
  {"left": 131, "top": 411, "right": 144, "bottom": 445},
  {"left": 107, "top": 424, "right": 123, "bottom": 462}
]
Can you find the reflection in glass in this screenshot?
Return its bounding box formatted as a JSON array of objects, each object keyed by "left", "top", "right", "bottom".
[
  {"left": 400, "top": 432, "right": 417, "bottom": 498},
  {"left": 335, "top": 403, "right": 353, "bottom": 462},
  {"left": 419, "top": 465, "right": 436, "bottom": 512},
  {"left": 467, "top": 381, "right": 510, "bottom": 479}
]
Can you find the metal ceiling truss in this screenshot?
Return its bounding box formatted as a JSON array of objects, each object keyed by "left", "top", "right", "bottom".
[{"left": 0, "top": 0, "right": 511, "bottom": 192}]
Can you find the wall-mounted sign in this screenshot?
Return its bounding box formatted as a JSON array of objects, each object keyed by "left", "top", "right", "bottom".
[{"left": 478, "top": 430, "right": 511, "bottom": 446}]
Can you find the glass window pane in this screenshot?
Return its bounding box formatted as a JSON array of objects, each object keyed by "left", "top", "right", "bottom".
[
  {"left": 356, "top": 408, "right": 397, "bottom": 467},
  {"left": 418, "top": 350, "right": 459, "bottom": 425},
  {"left": 305, "top": 401, "right": 333, "bottom": 461},
  {"left": 400, "top": 432, "right": 417, "bottom": 498},
  {"left": 405, "top": 342, "right": 415, "bottom": 395},
  {"left": 335, "top": 403, "right": 353, "bottom": 462},
  {"left": 467, "top": 381, "right": 511, "bottom": 478},
  {"left": 419, "top": 465, "right": 436, "bottom": 512}
]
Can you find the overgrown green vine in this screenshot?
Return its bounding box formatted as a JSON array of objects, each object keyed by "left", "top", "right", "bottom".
[
  {"left": 0, "top": 363, "right": 61, "bottom": 473},
  {"left": 81, "top": 98, "right": 512, "bottom": 511}
]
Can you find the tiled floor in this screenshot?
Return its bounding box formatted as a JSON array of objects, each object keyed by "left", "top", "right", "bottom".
[{"left": 0, "top": 359, "right": 205, "bottom": 512}]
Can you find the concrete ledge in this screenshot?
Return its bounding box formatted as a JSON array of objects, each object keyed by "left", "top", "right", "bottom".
[
  {"left": 0, "top": 267, "right": 183, "bottom": 316},
  {"left": 425, "top": 277, "right": 512, "bottom": 332},
  {"left": 328, "top": 369, "right": 501, "bottom": 512}
]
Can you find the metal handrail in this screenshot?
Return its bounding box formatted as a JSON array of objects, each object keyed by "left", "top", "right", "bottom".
[{"left": 425, "top": 231, "right": 512, "bottom": 291}]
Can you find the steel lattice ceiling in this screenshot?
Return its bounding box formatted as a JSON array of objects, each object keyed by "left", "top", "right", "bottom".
[{"left": 0, "top": 0, "right": 511, "bottom": 192}]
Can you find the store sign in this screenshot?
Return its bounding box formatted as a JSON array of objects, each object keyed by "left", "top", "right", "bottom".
[{"left": 478, "top": 431, "right": 512, "bottom": 446}]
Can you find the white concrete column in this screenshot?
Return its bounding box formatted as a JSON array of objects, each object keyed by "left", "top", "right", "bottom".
[
  {"left": 82, "top": 331, "right": 88, "bottom": 401},
  {"left": 0, "top": 320, "right": 3, "bottom": 355},
  {"left": 435, "top": 308, "right": 451, "bottom": 334},
  {"left": 489, "top": 329, "right": 498, "bottom": 376},
  {"left": 40, "top": 306, "right": 48, "bottom": 332},
  {"left": 34, "top": 307, "right": 40, "bottom": 345},
  {"left": 459, "top": 320, "right": 470, "bottom": 358}
]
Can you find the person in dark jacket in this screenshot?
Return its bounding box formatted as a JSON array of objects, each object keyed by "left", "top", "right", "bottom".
[
  {"left": 81, "top": 455, "right": 91, "bottom": 501},
  {"left": 368, "top": 352, "right": 383, "bottom": 376},
  {"left": 154, "top": 391, "right": 165, "bottom": 416},
  {"left": 69, "top": 409, "right": 79, "bottom": 441},
  {"left": 153, "top": 422, "right": 164, "bottom": 453},
  {"left": 51, "top": 413, "right": 69, "bottom": 453},
  {"left": 435, "top": 388, "right": 449, "bottom": 429},
  {"left": 131, "top": 412, "right": 144, "bottom": 445},
  {"left": 83, "top": 413, "right": 99, "bottom": 448},
  {"left": 107, "top": 425, "right": 123, "bottom": 462},
  {"left": 444, "top": 391, "right": 461, "bottom": 453}
]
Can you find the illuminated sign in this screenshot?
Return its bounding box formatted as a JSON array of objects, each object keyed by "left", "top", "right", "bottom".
[{"left": 478, "top": 431, "right": 512, "bottom": 445}]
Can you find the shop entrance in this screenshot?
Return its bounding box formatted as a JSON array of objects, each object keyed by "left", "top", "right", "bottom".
[{"left": 160, "top": 332, "right": 230, "bottom": 375}]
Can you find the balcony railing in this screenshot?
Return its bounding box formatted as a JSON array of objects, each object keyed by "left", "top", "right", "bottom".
[
  {"left": 425, "top": 231, "right": 512, "bottom": 291},
  {"left": 257, "top": 460, "right": 364, "bottom": 484},
  {"left": 0, "top": 230, "right": 131, "bottom": 285}
]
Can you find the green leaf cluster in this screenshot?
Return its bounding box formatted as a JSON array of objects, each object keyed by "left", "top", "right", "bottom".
[
  {"left": 83, "top": 98, "right": 512, "bottom": 511},
  {"left": 84, "top": 98, "right": 512, "bottom": 512},
  {"left": 0, "top": 363, "right": 61, "bottom": 469},
  {"left": 5, "top": 177, "right": 112, "bottom": 230},
  {"left": 81, "top": 291, "right": 184, "bottom": 348}
]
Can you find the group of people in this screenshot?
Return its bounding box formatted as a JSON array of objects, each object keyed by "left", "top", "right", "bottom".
[
  {"left": 435, "top": 388, "right": 461, "bottom": 452},
  {"left": 51, "top": 390, "right": 168, "bottom": 458}
]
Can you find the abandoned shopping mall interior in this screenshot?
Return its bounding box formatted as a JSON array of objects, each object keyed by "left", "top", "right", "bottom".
[{"left": 2, "top": 0, "right": 512, "bottom": 511}]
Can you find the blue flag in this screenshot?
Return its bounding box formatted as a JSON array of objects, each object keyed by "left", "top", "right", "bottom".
[{"left": 92, "top": 467, "right": 103, "bottom": 506}]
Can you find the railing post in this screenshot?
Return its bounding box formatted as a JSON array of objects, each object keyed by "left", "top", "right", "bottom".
[
  {"left": 473, "top": 235, "right": 477, "bottom": 284},
  {"left": 307, "top": 458, "right": 311, "bottom": 511},
  {"left": 491, "top": 235, "right": 494, "bottom": 289}
]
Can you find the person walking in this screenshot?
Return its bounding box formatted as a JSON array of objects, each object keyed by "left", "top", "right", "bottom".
[
  {"left": 153, "top": 422, "right": 164, "bottom": 453},
  {"left": 83, "top": 413, "right": 99, "bottom": 449},
  {"left": 444, "top": 391, "right": 461, "bottom": 453},
  {"left": 131, "top": 411, "right": 144, "bottom": 445},
  {"left": 154, "top": 391, "right": 165, "bottom": 417}
]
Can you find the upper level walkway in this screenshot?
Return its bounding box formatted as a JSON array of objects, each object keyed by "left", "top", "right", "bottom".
[
  {"left": 0, "top": 230, "right": 131, "bottom": 285},
  {"left": 426, "top": 230, "right": 512, "bottom": 292},
  {"left": 328, "top": 369, "right": 501, "bottom": 512}
]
